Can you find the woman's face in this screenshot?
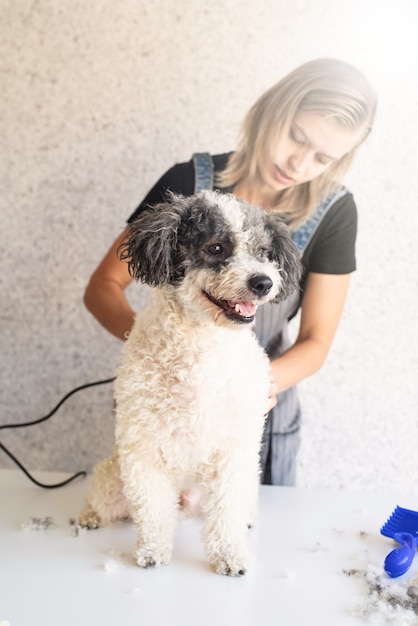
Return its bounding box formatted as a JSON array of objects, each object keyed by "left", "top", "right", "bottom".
[{"left": 260, "top": 110, "right": 365, "bottom": 190}]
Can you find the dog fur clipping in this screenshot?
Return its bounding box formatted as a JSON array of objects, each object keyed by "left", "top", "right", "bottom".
[{"left": 79, "top": 190, "right": 301, "bottom": 576}]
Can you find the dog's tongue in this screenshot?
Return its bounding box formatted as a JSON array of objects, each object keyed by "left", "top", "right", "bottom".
[{"left": 229, "top": 300, "right": 257, "bottom": 317}]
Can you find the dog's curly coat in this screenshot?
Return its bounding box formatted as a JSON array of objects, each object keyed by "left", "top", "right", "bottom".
[{"left": 79, "top": 190, "right": 301, "bottom": 576}]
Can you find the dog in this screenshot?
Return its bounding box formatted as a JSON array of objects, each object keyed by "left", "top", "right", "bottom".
[{"left": 79, "top": 190, "right": 301, "bottom": 576}]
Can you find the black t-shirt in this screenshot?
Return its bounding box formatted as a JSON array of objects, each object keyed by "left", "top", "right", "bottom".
[{"left": 128, "top": 153, "right": 357, "bottom": 276}]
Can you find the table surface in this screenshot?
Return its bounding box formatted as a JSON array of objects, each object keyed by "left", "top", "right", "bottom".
[{"left": 1, "top": 469, "right": 417, "bottom": 626}]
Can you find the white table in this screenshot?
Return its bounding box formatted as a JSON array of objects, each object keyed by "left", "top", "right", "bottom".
[{"left": 1, "top": 469, "right": 417, "bottom": 626}]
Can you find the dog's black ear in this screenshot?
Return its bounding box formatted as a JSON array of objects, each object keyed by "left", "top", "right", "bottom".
[
  {"left": 118, "top": 193, "right": 189, "bottom": 286},
  {"left": 265, "top": 215, "right": 303, "bottom": 302}
]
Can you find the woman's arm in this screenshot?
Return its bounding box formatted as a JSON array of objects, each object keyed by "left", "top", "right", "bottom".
[
  {"left": 269, "top": 272, "right": 351, "bottom": 398},
  {"left": 83, "top": 159, "right": 199, "bottom": 340},
  {"left": 84, "top": 228, "right": 136, "bottom": 341}
]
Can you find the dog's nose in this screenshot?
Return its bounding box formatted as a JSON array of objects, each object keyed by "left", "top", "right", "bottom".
[{"left": 248, "top": 274, "right": 273, "bottom": 297}]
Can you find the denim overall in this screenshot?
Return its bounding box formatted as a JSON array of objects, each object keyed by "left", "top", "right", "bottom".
[{"left": 192, "top": 153, "right": 347, "bottom": 485}]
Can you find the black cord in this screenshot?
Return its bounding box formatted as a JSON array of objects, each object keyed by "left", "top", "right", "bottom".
[
  {"left": 0, "top": 377, "right": 116, "bottom": 489},
  {"left": 0, "top": 378, "right": 116, "bottom": 432},
  {"left": 0, "top": 441, "right": 87, "bottom": 489}
]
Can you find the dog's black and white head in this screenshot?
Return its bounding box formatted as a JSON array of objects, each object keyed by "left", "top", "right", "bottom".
[{"left": 120, "top": 191, "right": 302, "bottom": 326}]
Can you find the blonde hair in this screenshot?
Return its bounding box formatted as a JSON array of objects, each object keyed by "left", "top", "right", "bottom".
[{"left": 219, "top": 58, "right": 377, "bottom": 229}]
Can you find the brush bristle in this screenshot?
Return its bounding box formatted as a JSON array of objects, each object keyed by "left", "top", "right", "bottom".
[{"left": 381, "top": 506, "right": 418, "bottom": 538}]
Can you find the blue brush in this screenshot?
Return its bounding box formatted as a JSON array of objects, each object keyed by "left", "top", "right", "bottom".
[{"left": 380, "top": 506, "right": 418, "bottom": 578}]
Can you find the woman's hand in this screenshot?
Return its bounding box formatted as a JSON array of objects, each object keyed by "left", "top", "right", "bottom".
[{"left": 267, "top": 365, "right": 279, "bottom": 412}]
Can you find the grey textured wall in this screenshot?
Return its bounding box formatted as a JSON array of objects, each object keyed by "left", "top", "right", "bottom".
[{"left": 1, "top": 0, "right": 417, "bottom": 494}]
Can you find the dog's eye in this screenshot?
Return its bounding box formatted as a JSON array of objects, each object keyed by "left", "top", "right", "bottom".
[{"left": 207, "top": 243, "right": 224, "bottom": 255}]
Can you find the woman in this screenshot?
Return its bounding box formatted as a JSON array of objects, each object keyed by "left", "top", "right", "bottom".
[{"left": 84, "top": 58, "right": 377, "bottom": 486}]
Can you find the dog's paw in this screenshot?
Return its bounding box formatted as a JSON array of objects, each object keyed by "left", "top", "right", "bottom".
[
  {"left": 135, "top": 545, "right": 172, "bottom": 569},
  {"left": 78, "top": 508, "right": 102, "bottom": 529},
  {"left": 210, "top": 550, "right": 250, "bottom": 577}
]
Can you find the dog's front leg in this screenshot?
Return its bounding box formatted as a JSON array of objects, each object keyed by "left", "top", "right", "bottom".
[
  {"left": 119, "top": 459, "right": 179, "bottom": 568},
  {"left": 201, "top": 452, "right": 259, "bottom": 576}
]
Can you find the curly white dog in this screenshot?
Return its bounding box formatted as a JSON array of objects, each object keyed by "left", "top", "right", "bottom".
[{"left": 79, "top": 190, "right": 301, "bottom": 576}]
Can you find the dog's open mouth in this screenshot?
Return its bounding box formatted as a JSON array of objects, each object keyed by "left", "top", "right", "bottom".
[{"left": 203, "top": 291, "right": 258, "bottom": 324}]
